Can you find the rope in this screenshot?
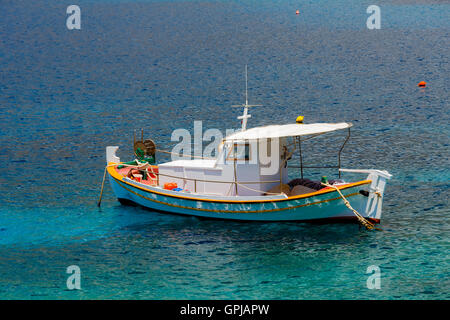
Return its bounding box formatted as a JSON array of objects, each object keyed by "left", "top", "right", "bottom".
[
  {"left": 97, "top": 166, "right": 107, "bottom": 207},
  {"left": 321, "top": 182, "right": 380, "bottom": 230},
  {"left": 235, "top": 181, "right": 286, "bottom": 196},
  {"left": 145, "top": 164, "right": 159, "bottom": 184}
]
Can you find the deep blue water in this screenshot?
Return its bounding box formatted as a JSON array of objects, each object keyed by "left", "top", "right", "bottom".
[{"left": 0, "top": 0, "right": 449, "bottom": 299}]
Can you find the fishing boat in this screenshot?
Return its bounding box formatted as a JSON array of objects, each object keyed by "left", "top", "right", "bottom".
[{"left": 100, "top": 74, "right": 392, "bottom": 228}]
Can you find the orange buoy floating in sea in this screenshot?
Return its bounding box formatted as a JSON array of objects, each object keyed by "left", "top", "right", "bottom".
[
  {"left": 296, "top": 9, "right": 300, "bottom": 15},
  {"left": 418, "top": 81, "right": 427, "bottom": 87}
]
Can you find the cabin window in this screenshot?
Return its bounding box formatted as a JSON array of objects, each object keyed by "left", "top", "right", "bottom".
[
  {"left": 264, "top": 138, "right": 272, "bottom": 157},
  {"left": 227, "top": 143, "right": 251, "bottom": 161}
]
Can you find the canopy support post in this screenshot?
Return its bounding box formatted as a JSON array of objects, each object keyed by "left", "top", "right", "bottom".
[
  {"left": 233, "top": 142, "right": 238, "bottom": 196},
  {"left": 338, "top": 128, "right": 351, "bottom": 178},
  {"left": 298, "top": 136, "right": 304, "bottom": 179}
]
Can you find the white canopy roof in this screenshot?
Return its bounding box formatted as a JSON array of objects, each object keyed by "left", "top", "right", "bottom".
[{"left": 224, "top": 122, "right": 352, "bottom": 141}]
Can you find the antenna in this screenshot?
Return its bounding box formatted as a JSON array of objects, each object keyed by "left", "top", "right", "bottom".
[
  {"left": 231, "top": 65, "right": 262, "bottom": 131},
  {"left": 245, "top": 64, "right": 248, "bottom": 106}
]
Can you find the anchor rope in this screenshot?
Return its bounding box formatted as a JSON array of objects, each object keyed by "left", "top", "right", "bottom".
[
  {"left": 321, "top": 182, "right": 379, "bottom": 230},
  {"left": 97, "top": 166, "right": 107, "bottom": 207}
]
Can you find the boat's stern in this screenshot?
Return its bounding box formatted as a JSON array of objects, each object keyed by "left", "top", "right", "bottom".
[{"left": 107, "top": 146, "right": 121, "bottom": 164}]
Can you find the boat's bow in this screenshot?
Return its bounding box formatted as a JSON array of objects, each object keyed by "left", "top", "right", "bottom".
[{"left": 339, "top": 168, "right": 392, "bottom": 221}]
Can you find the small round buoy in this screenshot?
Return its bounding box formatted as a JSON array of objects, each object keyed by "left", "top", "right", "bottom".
[
  {"left": 418, "top": 81, "right": 427, "bottom": 87},
  {"left": 296, "top": 115, "right": 304, "bottom": 123},
  {"left": 296, "top": 9, "right": 300, "bottom": 15}
]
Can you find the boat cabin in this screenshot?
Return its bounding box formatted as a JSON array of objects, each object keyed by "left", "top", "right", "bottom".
[{"left": 157, "top": 137, "right": 290, "bottom": 196}]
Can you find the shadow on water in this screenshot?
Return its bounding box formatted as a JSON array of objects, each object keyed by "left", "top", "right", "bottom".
[{"left": 114, "top": 203, "right": 376, "bottom": 248}]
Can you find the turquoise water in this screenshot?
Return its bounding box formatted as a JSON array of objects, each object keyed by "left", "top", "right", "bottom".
[{"left": 0, "top": 0, "right": 449, "bottom": 299}]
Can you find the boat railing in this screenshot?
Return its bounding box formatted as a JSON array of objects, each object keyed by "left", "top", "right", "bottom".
[
  {"left": 295, "top": 127, "right": 351, "bottom": 178},
  {"left": 128, "top": 166, "right": 282, "bottom": 194}
]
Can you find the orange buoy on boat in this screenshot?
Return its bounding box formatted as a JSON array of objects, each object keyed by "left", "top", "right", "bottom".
[
  {"left": 418, "top": 81, "right": 427, "bottom": 87},
  {"left": 164, "top": 182, "right": 178, "bottom": 190}
]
